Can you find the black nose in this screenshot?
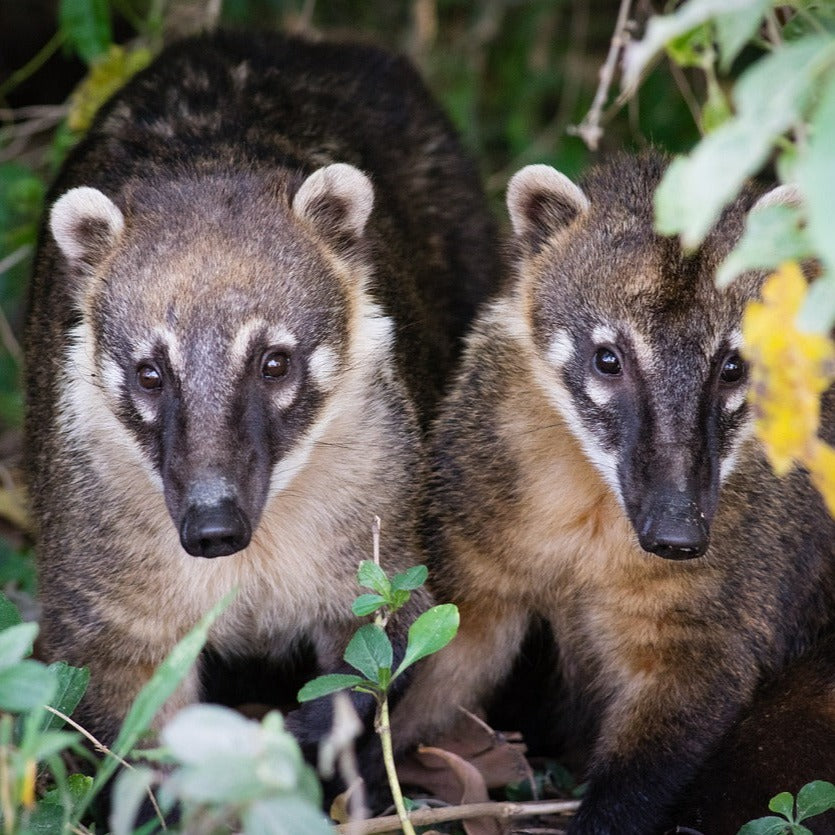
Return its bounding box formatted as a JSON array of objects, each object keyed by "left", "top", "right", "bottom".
[
  {"left": 179, "top": 500, "right": 251, "bottom": 558},
  {"left": 637, "top": 494, "right": 709, "bottom": 560}
]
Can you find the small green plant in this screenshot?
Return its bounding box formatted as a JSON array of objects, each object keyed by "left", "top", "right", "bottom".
[
  {"left": 0, "top": 593, "right": 90, "bottom": 834},
  {"left": 738, "top": 781, "right": 835, "bottom": 835},
  {"left": 111, "top": 705, "right": 331, "bottom": 835},
  {"left": 298, "top": 525, "right": 459, "bottom": 835}
]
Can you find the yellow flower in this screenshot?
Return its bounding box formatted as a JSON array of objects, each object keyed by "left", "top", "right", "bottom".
[
  {"left": 742, "top": 262, "right": 835, "bottom": 511},
  {"left": 68, "top": 44, "right": 153, "bottom": 134}
]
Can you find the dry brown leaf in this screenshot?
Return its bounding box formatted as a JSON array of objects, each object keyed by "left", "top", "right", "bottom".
[{"left": 402, "top": 745, "right": 504, "bottom": 835}]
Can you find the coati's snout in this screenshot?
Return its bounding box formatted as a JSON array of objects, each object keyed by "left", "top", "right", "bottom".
[
  {"left": 179, "top": 498, "right": 252, "bottom": 558},
  {"left": 634, "top": 487, "right": 709, "bottom": 559}
]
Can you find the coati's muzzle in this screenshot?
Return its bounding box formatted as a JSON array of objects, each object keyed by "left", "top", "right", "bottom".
[
  {"left": 634, "top": 486, "right": 709, "bottom": 559},
  {"left": 179, "top": 498, "right": 252, "bottom": 558},
  {"left": 622, "top": 440, "right": 719, "bottom": 561}
]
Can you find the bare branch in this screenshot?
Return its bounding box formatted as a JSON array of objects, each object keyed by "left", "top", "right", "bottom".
[
  {"left": 568, "top": 0, "right": 633, "bottom": 150},
  {"left": 334, "top": 798, "right": 581, "bottom": 834}
]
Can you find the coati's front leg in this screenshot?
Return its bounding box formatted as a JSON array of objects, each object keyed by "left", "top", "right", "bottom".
[
  {"left": 568, "top": 645, "right": 758, "bottom": 835},
  {"left": 390, "top": 599, "right": 531, "bottom": 755}
]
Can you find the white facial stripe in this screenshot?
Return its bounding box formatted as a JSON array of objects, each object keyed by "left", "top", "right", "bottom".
[
  {"left": 547, "top": 328, "right": 574, "bottom": 367},
  {"left": 528, "top": 350, "right": 623, "bottom": 506},
  {"left": 720, "top": 415, "right": 755, "bottom": 482},
  {"left": 727, "top": 329, "right": 743, "bottom": 351},
  {"left": 309, "top": 344, "right": 339, "bottom": 391},
  {"left": 61, "top": 323, "right": 163, "bottom": 492},
  {"left": 353, "top": 300, "right": 393, "bottom": 362}
]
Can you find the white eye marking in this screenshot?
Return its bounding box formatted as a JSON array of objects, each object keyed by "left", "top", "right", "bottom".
[
  {"left": 585, "top": 378, "right": 614, "bottom": 407},
  {"left": 230, "top": 320, "right": 299, "bottom": 369},
  {"left": 309, "top": 345, "right": 339, "bottom": 391},
  {"left": 591, "top": 324, "right": 617, "bottom": 346},
  {"left": 727, "top": 329, "right": 743, "bottom": 351},
  {"left": 547, "top": 329, "right": 574, "bottom": 367},
  {"left": 723, "top": 385, "right": 748, "bottom": 414}
]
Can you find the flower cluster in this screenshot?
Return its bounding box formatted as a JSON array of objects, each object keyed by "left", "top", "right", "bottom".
[{"left": 742, "top": 261, "right": 835, "bottom": 514}]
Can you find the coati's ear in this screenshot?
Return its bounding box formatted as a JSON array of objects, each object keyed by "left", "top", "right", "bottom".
[
  {"left": 751, "top": 183, "right": 803, "bottom": 212},
  {"left": 507, "top": 165, "right": 589, "bottom": 254},
  {"left": 292, "top": 163, "right": 374, "bottom": 254},
  {"left": 50, "top": 187, "right": 124, "bottom": 271}
]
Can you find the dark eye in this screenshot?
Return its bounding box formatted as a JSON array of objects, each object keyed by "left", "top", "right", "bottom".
[
  {"left": 136, "top": 363, "right": 162, "bottom": 391},
  {"left": 719, "top": 352, "right": 746, "bottom": 384},
  {"left": 262, "top": 350, "right": 291, "bottom": 380},
  {"left": 593, "top": 346, "right": 622, "bottom": 376}
]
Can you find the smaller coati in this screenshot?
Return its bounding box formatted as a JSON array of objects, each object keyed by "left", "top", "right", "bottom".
[
  {"left": 24, "top": 30, "right": 501, "bottom": 783},
  {"left": 392, "top": 152, "right": 835, "bottom": 834}
]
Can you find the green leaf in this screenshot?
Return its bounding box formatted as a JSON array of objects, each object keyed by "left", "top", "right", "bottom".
[
  {"left": 737, "top": 816, "right": 794, "bottom": 835},
  {"left": 391, "top": 565, "right": 428, "bottom": 592},
  {"left": 40, "top": 662, "right": 90, "bottom": 731},
  {"left": 715, "top": 0, "right": 772, "bottom": 71},
  {"left": 29, "top": 730, "right": 79, "bottom": 762},
  {"left": 0, "top": 594, "right": 22, "bottom": 630},
  {"left": 357, "top": 560, "right": 390, "bottom": 597},
  {"left": 25, "top": 800, "right": 65, "bottom": 833},
  {"left": 80, "top": 590, "right": 235, "bottom": 821},
  {"left": 716, "top": 204, "right": 812, "bottom": 287},
  {"left": 797, "top": 70, "right": 835, "bottom": 282},
  {"left": 109, "top": 766, "right": 155, "bottom": 835},
  {"left": 162, "top": 704, "right": 262, "bottom": 763},
  {"left": 59, "top": 0, "right": 112, "bottom": 64},
  {"left": 343, "top": 624, "right": 393, "bottom": 684},
  {"left": 351, "top": 593, "right": 387, "bottom": 617},
  {"left": 0, "top": 621, "right": 38, "bottom": 667},
  {"left": 655, "top": 36, "right": 835, "bottom": 248},
  {"left": 799, "top": 271, "right": 835, "bottom": 333},
  {"left": 769, "top": 792, "right": 796, "bottom": 820},
  {"left": 701, "top": 73, "right": 732, "bottom": 133},
  {"left": 796, "top": 781, "right": 835, "bottom": 822},
  {"left": 243, "top": 796, "right": 332, "bottom": 835},
  {"left": 623, "top": 0, "right": 769, "bottom": 92},
  {"left": 394, "top": 603, "right": 459, "bottom": 678},
  {"left": 297, "top": 674, "right": 366, "bottom": 702},
  {"left": 666, "top": 22, "right": 714, "bottom": 69},
  {"left": 0, "top": 660, "right": 56, "bottom": 712},
  {"left": 41, "top": 773, "right": 92, "bottom": 807},
  {"left": 168, "top": 756, "right": 263, "bottom": 805}
]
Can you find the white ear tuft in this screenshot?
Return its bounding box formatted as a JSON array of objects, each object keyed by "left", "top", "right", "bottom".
[
  {"left": 752, "top": 183, "right": 804, "bottom": 213},
  {"left": 292, "top": 163, "right": 374, "bottom": 242},
  {"left": 50, "top": 186, "right": 124, "bottom": 267},
  {"left": 507, "top": 165, "right": 589, "bottom": 252}
]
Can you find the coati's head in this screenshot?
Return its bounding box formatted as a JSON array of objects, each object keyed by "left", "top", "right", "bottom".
[
  {"left": 50, "top": 163, "right": 388, "bottom": 558},
  {"left": 506, "top": 153, "right": 797, "bottom": 560}
]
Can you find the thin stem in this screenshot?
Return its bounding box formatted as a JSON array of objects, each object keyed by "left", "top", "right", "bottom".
[
  {"left": 44, "top": 706, "right": 166, "bottom": 829},
  {"left": 0, "top": 31, "right": 65, "bottom": 103},
  {"left": 335, "top": 798, "right": 581, "bottom": 834},
  {"left": 375, "top": 697, "right": 416, "bottom": 835},
  {"left": 0, "top": 716, "right": 14, "bottom": 835},
  {"left": 568, "top": 0, "right": 632, "bottom": 150}
]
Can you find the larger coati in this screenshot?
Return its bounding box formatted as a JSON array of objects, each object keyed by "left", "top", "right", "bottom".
[
  {"left": 25, "top": 30, "right": 501, "bottom": 774},
  {"left": 392, "top": 152, "right": 835, "bottom": 834}
]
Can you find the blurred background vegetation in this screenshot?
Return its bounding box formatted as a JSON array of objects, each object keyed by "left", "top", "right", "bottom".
[{"left": 0, "top": 0, "right": 712, "bottom": 609}]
